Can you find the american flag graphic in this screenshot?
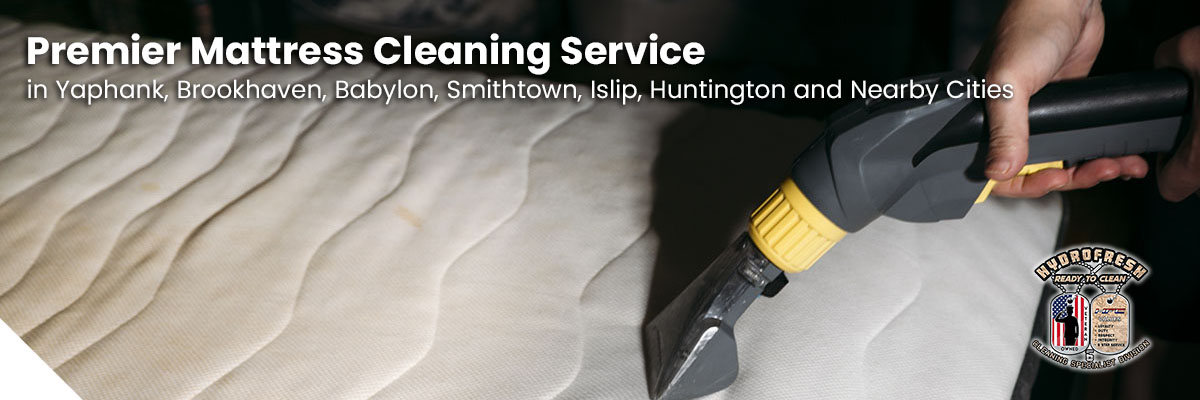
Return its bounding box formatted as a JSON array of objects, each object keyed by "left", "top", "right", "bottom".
[{"left": 1050, "top": 293, "right": 1088, "bottom": 348}]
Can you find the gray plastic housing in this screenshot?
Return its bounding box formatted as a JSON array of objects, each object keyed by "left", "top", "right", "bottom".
[{"left": 792, "top": 70, "right": 1191, "bottom": 232}]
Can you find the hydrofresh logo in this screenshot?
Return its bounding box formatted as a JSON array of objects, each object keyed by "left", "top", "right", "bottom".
[{"left": 1029, "top": 246, "right": 1151, "bottom": 371}]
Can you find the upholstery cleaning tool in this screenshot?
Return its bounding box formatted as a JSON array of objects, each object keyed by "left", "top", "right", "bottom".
[{"left": 644, "top": 69, "right": 1192, "bottom": 400}]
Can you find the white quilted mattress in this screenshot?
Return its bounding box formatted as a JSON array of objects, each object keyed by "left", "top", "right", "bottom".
[{"left": 0, "top": 18, "right": 1062, "bottom": 399}]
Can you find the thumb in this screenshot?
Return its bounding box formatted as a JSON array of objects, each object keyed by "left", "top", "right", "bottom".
[
  {"left": 976, "top": 0, "right": 1095, "bottom": 180},
  {"left": 984, "top": 91, "right": 1030, "bottom": 180},
  {"left": 979, "top": 31, "right": 1063, "bottom": 181}
]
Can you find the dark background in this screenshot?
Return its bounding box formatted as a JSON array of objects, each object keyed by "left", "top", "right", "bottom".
[{"left": 0, "top": 1, "right": 1196, "bottom": 399}]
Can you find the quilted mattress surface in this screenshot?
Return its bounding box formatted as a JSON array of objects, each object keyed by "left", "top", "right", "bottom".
[{"left": 0, "top": 19, "right": 1062, "bottom": 399}]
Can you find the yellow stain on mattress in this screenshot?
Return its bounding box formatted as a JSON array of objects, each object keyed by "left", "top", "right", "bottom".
[
  {"left": 140, "top": 182, "right": 160, "bottom": 192},
  {"left": 394, "top": 206, "right": 422, "bottom": 228}
]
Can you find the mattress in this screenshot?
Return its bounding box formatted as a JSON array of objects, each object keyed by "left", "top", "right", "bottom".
[{"left": 0, "top": 19, "right": 1062, "bottom": 399}]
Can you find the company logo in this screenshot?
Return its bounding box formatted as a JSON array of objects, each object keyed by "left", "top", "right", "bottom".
[{"left": 1029, "top": 246, "right": 1151, "bottom": 370}]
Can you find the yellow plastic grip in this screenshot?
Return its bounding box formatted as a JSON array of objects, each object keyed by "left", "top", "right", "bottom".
[
  {"left": 748, "top": 179, "right": 846, "bottom": 273},
  {"left": 974, "top": 160, "right": 1065, "bottom": 204}
]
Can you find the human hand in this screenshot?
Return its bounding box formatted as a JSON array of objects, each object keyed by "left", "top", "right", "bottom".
[
  {"left": 1154, "top": 27, "right": 1200, "bottom": 202},
  {"left": 974, "top": 0, "right": 1149, "bottom": 198}
]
